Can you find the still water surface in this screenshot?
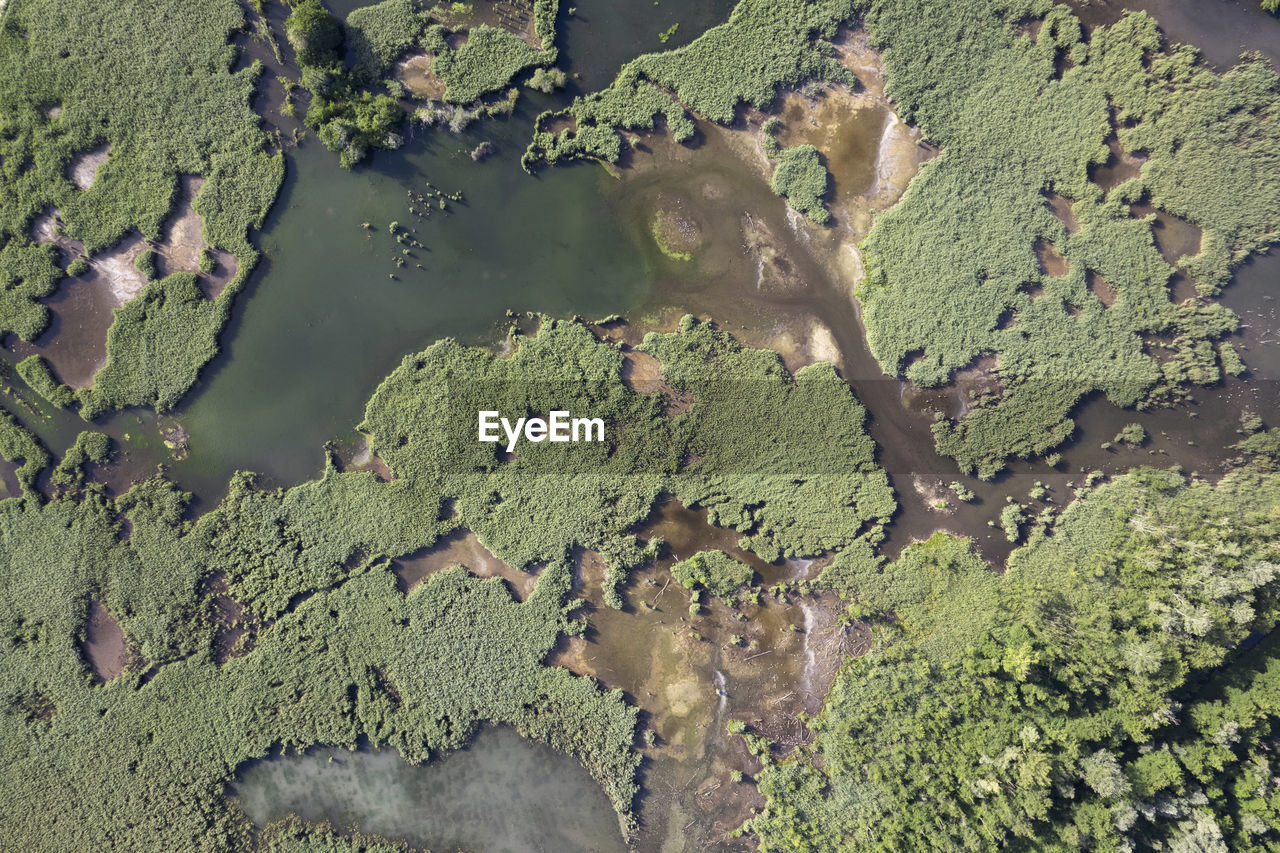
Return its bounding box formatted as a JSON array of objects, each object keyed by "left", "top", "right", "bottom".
[{"left": 233, "top": 726, "right": 628, "bottom": 853}]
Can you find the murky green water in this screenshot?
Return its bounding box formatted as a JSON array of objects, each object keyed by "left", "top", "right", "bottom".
[
  {"left": 174, "top": 117, "right": 647, "bottom": 493},
  {"left": 232, "top": 726, "right": 628, "bottom": 853}
]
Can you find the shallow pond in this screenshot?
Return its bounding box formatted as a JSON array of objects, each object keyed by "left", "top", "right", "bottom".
[{"left": 232, "top": 726, "right": 629, "bottom": 853}]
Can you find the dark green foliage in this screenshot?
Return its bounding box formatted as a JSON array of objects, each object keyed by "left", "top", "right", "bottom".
[
  {"left": 260, "top": 817, "right": 419, "bottom": 852},
  {"left": 0, "top": 0, "right": 283, "bottom": 415},
  {"left": 0, "top": 241, "right": 62, "bottom": 342},
  {"left": 133, "top": 247, "right": 159, "bottom": 281},
  {"left": 311, "top": 91, "right": 406, "bottom": 169},
  {"left": 671, "top": 550, "right": 754, "bottom": 605},
  {"left": 769, "top": 144, "right": 830, "bottom": 224},
  {"left": 15, "top": 354, "right": 73, "bottom": 408},
  {"left": 346, "top": 0, "right": 428, "bottom": 79},
  {"left": 286, "top": 0, "right": 346, "bottom": 67},
  {"left": 0, "top": 405, "right": 49, "bottom": 492},
  {"left": 854, "top": 0, "right": 1280, "bottom": 475},
  {"left": 523, "top": 0, "right": 856, "bottom": 169},
  {"left": 750, "top": 467, "right": 1280, "bottom": 851}
]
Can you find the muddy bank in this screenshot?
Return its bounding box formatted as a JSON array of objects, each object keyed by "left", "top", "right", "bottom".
[
  {"left": 81, "top": 601, "right": 130, "bottom": 682},
  {"left": 545, "top": 498, "right": 859, "bottom": 851},
  {"left": 393, "top": 528, "right": 538, "bottom": 601}
]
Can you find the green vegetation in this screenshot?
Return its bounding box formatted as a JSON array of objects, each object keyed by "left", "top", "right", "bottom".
[
  {"left": 1116, "top": 422, "right": 1147, "bottom": 446},
  {"left": 80, "top": 274, "right": 224, "bottom": 419},
  {"left": 949, "top": 481, "right": 976, "bottom": 502},
  {"left": 640, "top": 316, "right": 895, "bottom": 560},
  {"left": 346, "top": 0, "right": 429, "bottom": 79},
  {"left": 296, "top": 0, "right": 559, "bottom": 164},
  {"left": 769, "top": 143, "right": 831, "bottom": 224},
  {"left": 426, "top": 24, "right": 552, "bottom": 105},
  {"left": 525, "top": 66, "right": 566, "bottom": 93},
  {"left": 0, "top": 404, "right": 49, "bottom": 492},
  {"left": 0, "top": 315, "right": 896, "bottom": 849},
  {"left": 523, "top": 0, "right": 855, "bottom": 169},
  {"left": 671, "top": 550, "right": 754, "bottom": 605},
  {"left": 287, "top": 0, "right": 346, "bottom": 66},
  {"left": 15, "top": 354, "right": 73, "bottom": 408},
  {"left": 133, "top": 247, "right": 159, "bottom": 281},
  {"left": 290, "top": 0, "right": 407, "bottom": 168},
  {"left": 853, "top": 0, "right": 1280, "bottom": 476},
  {"left": 752, "top": 466, "right": 1280, "bottom": 851},
  {"left": 0, "top": 242, "right": 62, "bottom": 342},
  {"left": 0, "top": 0, "right": 283, "bottom": 416}
]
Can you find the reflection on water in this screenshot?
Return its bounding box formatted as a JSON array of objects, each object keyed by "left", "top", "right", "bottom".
[{"left": 232, "top": 726, "right": 628, "bottom": 853}]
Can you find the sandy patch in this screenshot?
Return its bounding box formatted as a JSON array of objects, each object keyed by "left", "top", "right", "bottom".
[
  {"left": 91, "top": 235, "right": 151, "bottom": 305},
  {"left": 397, "top": 53, "right": 446, "bottom": 100},
  {"left": 68, "top": 144, "right": 110, "bottom": 190},
  {"left": 45, "top": 105, "right": 62, "bottom": 119},
  {"left": 621, "top": 347, "right": 694, "bottom": 415}
]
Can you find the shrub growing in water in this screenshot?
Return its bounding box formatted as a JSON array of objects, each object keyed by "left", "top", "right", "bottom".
[{"left": 770, "top": 144, "right": 831, "bottom": 224}]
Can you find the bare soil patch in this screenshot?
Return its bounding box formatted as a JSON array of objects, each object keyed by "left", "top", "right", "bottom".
[{"left": 68, "top": 144, "right": 110, "bottom": 190}]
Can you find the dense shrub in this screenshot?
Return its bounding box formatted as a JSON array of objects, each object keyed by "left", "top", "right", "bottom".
[
  {"left": 751, "top": 467, "right": 1280, "bottom": 852},
  {"left": 769, "top": 144, "right": 830, "bottom": 224}
]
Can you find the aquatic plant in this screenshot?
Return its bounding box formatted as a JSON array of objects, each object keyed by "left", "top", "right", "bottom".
[
  {"left": 1115, "top": 422, "right": 1147, "bottom": 446},
  {"left": 15, "top": 355, "right": 73, "bottom": 409},
  {"left": 769, "top": 144, "right": 831, "bottom": 224},
  {"left": 671, "top": 550, "right": 754, "bottom": 605}
]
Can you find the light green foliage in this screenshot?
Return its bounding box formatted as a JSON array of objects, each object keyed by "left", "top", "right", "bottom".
[
  {"left": 949, "top": 481, "right": 975, "bottom": 502},
  {"left": 1116, "top": 422, "right": 1147, "bottom": 445},
  {"left": 750, "top": 467, "right": 1280, "bottom": 851},
  {"left": 1000, "top": 502, "right": 1025, "bottom": 542},
  {"left": 80, "top": 275, "right": 223, "bottom": 419},
  {"left": 770, "top": 144, "right": 830, "bottom": 224},
  {"left": 0, "top": 241, "right": 62, "bottom": 342},
  {"left": 361, "top": 316, "right": 892, "bottom": 574},
  {"left": 525, "top": 66, "right": 566, "bottom": 93},
  {"left": 671, "top": 550, "right": 754, "bottom": 605},
  {"left": 431, "top": 25, "right": 550, "bottom": 104},
  {"left": 15, "top": 354, "right": 73, "bottom": 408},
  {"left": 856, "top": 0, "right": 1280, "bottom": 475},
  {"left": 346, "top": 0, "right": 428, "bottom": 79},
  {"left": 1236, "top": 428, "right": 1280, "bottom": 470},
  {"left": 0, "top": 0, "right": 283, "bottom": 414},
  {"left": 523, "top": 0, "right": 855, "bottom": 168}
]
